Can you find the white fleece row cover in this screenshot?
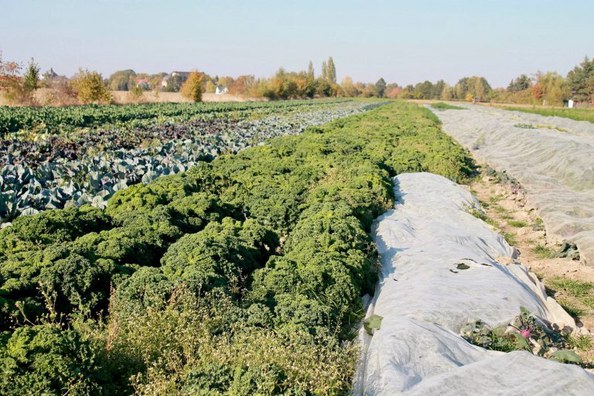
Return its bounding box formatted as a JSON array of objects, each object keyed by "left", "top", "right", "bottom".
[
  {"left": 355, "top": 173, "right": 594, "bottom": 395},
  {"left": 432, "top": 105, "right": 594, "bottom": 265}
]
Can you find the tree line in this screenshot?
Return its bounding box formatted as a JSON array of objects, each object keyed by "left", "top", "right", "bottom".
[
  {"left": 396, "top": 57, "right": 594, "bottom": 107},
  {"left": 1, "top": 50, "right": 593, "bottom": 107}
]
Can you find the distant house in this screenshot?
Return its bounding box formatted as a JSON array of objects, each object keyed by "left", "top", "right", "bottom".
[
  {"left": 40, "top": 68, "right": 69, "bottom": 87},
  {"left": 135, "top": 78, "right": 150, "bottom": 90},
  {"left": 215, "top": 85, "right": 228, "bottom": 95},
  {"left": 171, "top": 71, "right": 190, "bottom": 80},
  {"left": 161, "top": 71, "right": 191, "bottom": 91}
]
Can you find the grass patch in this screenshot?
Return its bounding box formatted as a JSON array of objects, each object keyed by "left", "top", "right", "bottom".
[
  {"left": 548, "top": 278, "right": 594, "bottom": 304},
  {"left": 532, "top": 217, "right": 545, "bottom": 231},
  {"left": 508, "top": 219, "right": 528, "bottom": 228},
  {"left": 489, "top": 194, "right": 504, "bottom": 204},
  {"left": 567, "top": 334, "right": 594, "bottom": 351},
  {"left": 480, "top": 201, "right": 490, "bottom": 209},
  {"left": 533, "top": 244, "right": 556, "bottom": 259},
  {"left": 469, "top": 208, "right": 487, "bottom": 221},
  {"left": 547, "top": 277, "right": 594, "bottom": 319},
  {"left": 505, "top": 107, "right": 594, "bottom": 124},
  {"left": 491, "top": 204, "right": 511, "bottom": 219},
  {"left": 502, "top": 231, "right": 518, "bottom": 246},
  {"left": 431, "top": 102, "right": 465, "bottom": 110}
]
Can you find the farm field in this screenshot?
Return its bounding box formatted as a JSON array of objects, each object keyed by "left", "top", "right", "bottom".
[
  {"left": 3, "top": 1, "right": 593, "bottom": 394},
  {"left": 432, "top": 104, "right": 594, "bottom": 266},
  {"left": 0, "top": 101, "right": 474, "bottom": 394},
  {"left": 0, "top": 99, "right": 383, "bottom": 224}
]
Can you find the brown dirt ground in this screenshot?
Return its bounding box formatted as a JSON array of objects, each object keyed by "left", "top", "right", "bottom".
[
  {"left": 468, "top": 166, "right": 594, "bottom": 363},
  {"left": 110, "top": 91, "right": 258, "bottom": 104},
  {"left": 0, "top": 89, "right": 261, "bottom": 106}
]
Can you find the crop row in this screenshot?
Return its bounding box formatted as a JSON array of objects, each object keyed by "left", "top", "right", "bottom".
[
  {"left": 0, "top": 101, "right": 383, "bottom": 223},
  {"left": 0, "top": 98, "right": 355, "bottom": 136},
  {"left": 0, "top": 102, "right": 473, "bottom": 394}
]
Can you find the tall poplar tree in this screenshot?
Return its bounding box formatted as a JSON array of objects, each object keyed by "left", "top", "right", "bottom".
[
  {"left": 327, "top": 57, "right": 337, "bottom": 84},
  {"left": 307, "top": 61, "right": 314, "bottom": 80}
]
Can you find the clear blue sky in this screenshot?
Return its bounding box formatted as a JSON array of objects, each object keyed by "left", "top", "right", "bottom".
[{"left": 1, "top": 0, "right": 593, "bottom": 87}]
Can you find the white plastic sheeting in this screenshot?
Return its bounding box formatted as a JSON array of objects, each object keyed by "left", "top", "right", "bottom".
[
  {"left": 432, "top": 105, "right": 594, "bottom": 265},
  {"left": 355, "top": 173, "right": 594, "bottom": 395}
]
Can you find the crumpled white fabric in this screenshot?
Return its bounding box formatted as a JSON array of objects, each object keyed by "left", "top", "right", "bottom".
[
  {"left": 433, "top": 105, "right": 594, "bottom": 265},
  {"left": 355, "top": 173, "right": 594, "bottom": 395}
]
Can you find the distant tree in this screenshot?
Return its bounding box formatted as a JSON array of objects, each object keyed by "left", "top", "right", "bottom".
[
  {"left": 23, "top": 58, "right": 40, "bottom": 92},
  {"left": 340, "top": 76, "right": 359, "bottom": 97},
  {"left": 218, "top": 76, "right": 234, "bottom": 89},
  {"left": 507, "top": 74, "right": 532, "bottom": 92},
  {"left": 228, "top": 75, "right": 255, "bottom": 96},
  {"left": 303, "top": 76, "right": 316, "bottom": 99},
  {"left": 454, "top": 76, "right": 492, "bottom": 101},
  {"left": 375, "top": 78, "right": 387, "bottom": 98},
  {"left": 397, "top": 85, "right": 415, "bottom": 99},
  {"left": 180, "top": 71, "right": 203, "bottom": 102},
  {"left": 205, "top": 80, "right": 216, "bottom": 93},
  {"left": 0, "top": 51, "right": 28, "bottom": 104},
  {"left": 41, "top": 68, "right": 58, "bottom": 82},
  {"left": 474, "top": 78, "right": 485, "bottom": 101},
  {"left": 315, "top": 77, "right": 335, "bottom": 97},
  {"left": 532, "top": 71, "right": 569, "bottom": 106},
  {"left": 0, "top": 51, "right": 21, "bottom": 82},
  {"left": 163, "top": 73, "right": 186, "bottom": 92},
  {"left": 440, "top": 83, "right": 452, "bottom": 100},
  {"left": 359, "top": 82, "right": 377, "bottom": 98},
  {"left": 567, "top": 56, "right": 594, "bottom": 103},
  {"left": 304, "top": 61, "right": 315, "bottom": 98},
  {"left": 71, "top": 69, "right": 112, "bottom": 104},
  {"left": 429, "top": 80, "right": 444, "bottom": 99},
  {"left": 265, "top": 68, "right": 300, "bottom": 100},
  {"left": 321, "top": 61, "right": 328, "bottom": 81},
  {"left": 414, "top": 81, "right": 434, "bottom": 99},
  {"left": 108, "top": 69, "right": 136, "bottom": 91},
  {"left": 326, "top": 57, "right": 337, "bottom": 84},
  {"left": 385, "top": 83, "right": 402, "bottom": 98},
  {"left": 307, "top": 61, "right": 314, "bottom": 80}
]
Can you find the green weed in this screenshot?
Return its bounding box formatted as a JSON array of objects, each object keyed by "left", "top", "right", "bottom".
[
  {"left": 502, "top": 231, "right": 518, "bottom": 246},
  {"left": 431, "top": 102, "right": 465, "bottom": 110},
  {"left": 533, "top": 244, "right": 556, "bottom": 259},
  {"left": 567, "top": 334, "right": 594, "bottom": 351},
  {"left": 505, "top": 107, "right": 594, "bottom": 124},
  {"left": 547, "top": 277, "right": 594, "bottom": 319},
  {"left": 508, "top": 219, "right": 528, "bottom": 228}
]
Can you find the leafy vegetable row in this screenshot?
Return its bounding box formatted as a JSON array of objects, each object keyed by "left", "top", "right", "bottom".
[
  {"left": 1, "top": 101, "right": 381, "bottom": 223},
  {"left": 0, "top": 98, "right": 354, "bottom": 136},
  {"left": 0, "top": 102, "right": 474, "bottom": 395}
]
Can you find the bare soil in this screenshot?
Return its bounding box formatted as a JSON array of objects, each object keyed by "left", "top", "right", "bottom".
[
  {"left": 110, "top": 91, "right": 257, "bottom": 104},
  {"left": 0, "top": 89, "right": 261, "bottom": 106}
]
